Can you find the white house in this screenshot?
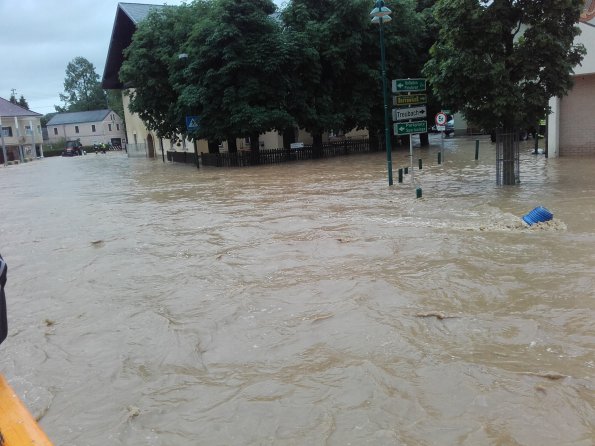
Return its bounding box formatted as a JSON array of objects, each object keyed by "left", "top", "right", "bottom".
[
  {"left": 0, "top": 97, "right": 43, "bottom": 164},
  {"left": 548, "top": 3, "right": 595, "bottom": 156},
  {"left": 46, "top": 109, "right": 126, "bottom": 148}
]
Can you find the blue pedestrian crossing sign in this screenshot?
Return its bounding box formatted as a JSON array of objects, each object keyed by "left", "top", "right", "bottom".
[{"left": 186, "top": 116, "right": 200, "bottom": 131}]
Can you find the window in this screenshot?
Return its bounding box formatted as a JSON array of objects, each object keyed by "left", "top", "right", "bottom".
[
  {"left": 53, "top": 128, "right": 58, "bottom": 135},
  {"left": 108, "top": 124, "right": 112, "bottom": 131},
  {"left": 75, "top": 126, "right": 79, "bottom": 133},
  {"left": 116, "top": 124, "right": 120, "bottom": 131},
  {"left": 92, "top": 125, "right": 96, "bottom": 132},
  {"left": 1, "top": 127, "right": 12, "bottom": 137}
]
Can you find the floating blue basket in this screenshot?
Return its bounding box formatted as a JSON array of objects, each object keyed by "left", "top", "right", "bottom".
[{"left": 522, "top": 206, "right": 553, "bottom": 226}]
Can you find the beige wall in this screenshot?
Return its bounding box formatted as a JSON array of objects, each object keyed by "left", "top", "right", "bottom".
[
  {"left": 47, "top": 113, "right": 126, "bottom": 147},
  {"left": 548, "top": 19, "right": 595, "bottom": 157},
  {"left": 122, "top": 89, "right": 371, "bottom": 156},
  {"left": 0, "top": 116, "right": 43, "bottom": 159},
  {"left": 559, "top": 74, "right": 595, "bottom": 155}
]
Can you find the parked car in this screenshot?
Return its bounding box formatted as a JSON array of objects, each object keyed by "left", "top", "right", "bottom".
[
  {"left": 444, "top": 116, "right": 455, "bottom": 137},
  {"left": 62, "top": 140, "right": 82, "bottom": 157}
]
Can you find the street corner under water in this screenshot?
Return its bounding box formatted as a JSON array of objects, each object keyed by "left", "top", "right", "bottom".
[{"left": 0, "top": 134, "right": 594, "bottom": 445}]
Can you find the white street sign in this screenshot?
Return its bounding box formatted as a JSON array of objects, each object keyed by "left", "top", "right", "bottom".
[
  {"left": 436, "top": 125, "right": 446, "bottom": 131},
  {"left": 392, "top": 106, "right": 427, "bottom": 122},
  {"left": 435, "top": 112, "right": 447, "bottom": 126}
]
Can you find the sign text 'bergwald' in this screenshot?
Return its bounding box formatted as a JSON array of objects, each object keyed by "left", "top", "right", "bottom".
[{"left": 393, "top": 94, "right": 427, "bottom": 107}]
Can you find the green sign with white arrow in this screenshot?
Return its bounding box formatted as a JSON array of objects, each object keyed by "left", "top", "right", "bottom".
[
  {"left": 394, "top": 121, "right": 428, "bottom": 135},
  {"left": 392, "top": 78, "right": 426, "bottom": 93}
]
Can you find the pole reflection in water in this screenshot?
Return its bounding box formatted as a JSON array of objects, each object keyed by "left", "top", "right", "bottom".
[{"left": 1, "top": 135, "right": 594, "bottom": 445}]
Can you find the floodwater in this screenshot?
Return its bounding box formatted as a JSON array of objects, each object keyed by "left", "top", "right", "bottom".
[{"left": 0, "top": 135, "right": 593, "bottom": 446}]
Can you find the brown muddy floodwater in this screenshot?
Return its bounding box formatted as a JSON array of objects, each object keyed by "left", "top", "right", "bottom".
[{"left": 0, "top": 135, "right": 593, "bottom": 446}]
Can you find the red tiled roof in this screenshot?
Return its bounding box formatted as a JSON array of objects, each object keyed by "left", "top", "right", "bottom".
[
  {"left": 0, "top": 97, "right": 42, "bottom": 118},
  {"left": 581, "top": 0, "right": 595, "bottom": 22}
]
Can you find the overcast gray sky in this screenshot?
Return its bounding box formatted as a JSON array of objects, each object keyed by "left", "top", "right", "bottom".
[{"left": 0, "top": 0, "right": 285, "bottom": 116}]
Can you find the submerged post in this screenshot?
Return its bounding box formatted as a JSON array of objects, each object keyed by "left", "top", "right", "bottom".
[{"left": 475, "top": 139, "right": 479, "bottom": 160}]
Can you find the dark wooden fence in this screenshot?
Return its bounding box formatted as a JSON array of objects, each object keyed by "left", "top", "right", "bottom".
[
  {"left": 167, "top": 151, "right": 199, "bottom": 165},
  {"left": 200, "top": 138, "right": 373, "bottom": 167}
]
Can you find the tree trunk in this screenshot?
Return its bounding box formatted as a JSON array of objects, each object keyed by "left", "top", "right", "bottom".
[
  {"left": 227, "top": 137, "right": 237, "bottom": 153},
  {"left": 250, "top": 132, "right": 260, "bottom": 151},
  {"left": 282, "top": 126, "right": 296, "bottom": 150},
  {"left": 502, "top": 131, "right": 516, "bottom": 185},
  {"left": 208, "top": 140, "right": 220, "bottom": 154},
  {"left": 312, "top": 133, "right": 323, "bottom": 159},
  {"left": 368, "top": 127, "right": 380, "bottom": 152},
  {"left": 250, "top": 132, "right": 260, "bottom": 165}
]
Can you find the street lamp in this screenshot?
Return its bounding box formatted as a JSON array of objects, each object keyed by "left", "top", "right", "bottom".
[{"left": 370, "top": 0, "right": 393, "bottom": 186}]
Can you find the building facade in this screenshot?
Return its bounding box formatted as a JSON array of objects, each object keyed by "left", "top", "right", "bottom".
[
  {"left": 548, "top": 5, "right": 595, "bottom": 156},
  {"left": 46, "top": 110, "right": 126, "bottom": 148},
  {"left": 0, "top": 97, "right": 43, "bottom": 164}
]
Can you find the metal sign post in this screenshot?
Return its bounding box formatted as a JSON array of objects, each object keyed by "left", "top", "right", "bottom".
[
  {"left": 435, "top": 112, "right": 447, "bottom": 163},
  {"left": 392, "top": 79, "right": 428, "bottom": 190}
]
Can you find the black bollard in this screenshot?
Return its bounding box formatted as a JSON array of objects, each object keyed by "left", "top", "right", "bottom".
[
  {"left": 404, "top": 167, "right": 409, "bottom": 174},
  {"left": 438, "top": 152, "right": 442, "bottom": 164},
  {"left": 398, "top": 168, "right": 403, "bottom": 183},
  {"left": 475, "top": 140, "right": 479, "bottom": 160},
  {"left": 419, "top": 158, "right": 423, "bottom": 170}
]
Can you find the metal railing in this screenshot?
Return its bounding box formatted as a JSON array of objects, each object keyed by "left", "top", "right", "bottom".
[{"left": 200, "top": 139, "right": 372, "bottom": 168}]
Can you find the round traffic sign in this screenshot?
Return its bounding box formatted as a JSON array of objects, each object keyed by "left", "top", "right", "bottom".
[{"left": 435, "top": 112, "right": 447, "bottom": 126}]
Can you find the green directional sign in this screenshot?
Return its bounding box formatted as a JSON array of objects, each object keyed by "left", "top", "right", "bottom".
[
  {"left": 393, "top": 94, "right": 427, "bottom": 106},
  {"left": 394, "top": 120, "right": 428, "bottom": 135},
  {"left": 392, "top": 78, "right": 426, "bottom": 93}
]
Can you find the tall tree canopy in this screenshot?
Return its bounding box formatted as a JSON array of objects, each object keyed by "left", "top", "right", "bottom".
[
  {"left": 8, "top": 93, "right": 29, "bottom": 110},
  {"left": 119, "top": 0, "right": 432, "bottom": 152},
  {"left": 57, "top": 57, "right": 107, "bottom": 112},
  {"left": 120, "top": 4, "right": 198, "bottom": 140},
  {"left": 282, "top": 0, "right": 425, "bottom": 150},
  {"left": 181, "top": 0, "right": 293, "bottom": 151},
  {"left": 423, "top": 0, "right": 586, "bottom": 131},
  {"left": 17, "top": 95, "right": 29, "bottom": 110}
]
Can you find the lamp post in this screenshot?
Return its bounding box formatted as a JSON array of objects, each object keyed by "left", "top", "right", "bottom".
[{"left": 370, "top": 1, "right": 393, "bottom": 186}]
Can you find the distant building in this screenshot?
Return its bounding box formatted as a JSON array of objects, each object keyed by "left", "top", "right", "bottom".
[
  {"left": 46, "top": 109, "right": 126, "bottom": 147},
  {"left": 0, "top": 97, "right": 43, "bottom": 164}
]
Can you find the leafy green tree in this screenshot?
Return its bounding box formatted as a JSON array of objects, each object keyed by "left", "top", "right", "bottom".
[
  {"left": 424, "top": 0, "right": 585, "bottom": 133},
  {"left": 282, "top": 0, "right": 365, "bottom": 154},
  {"left": 18, "top": 95, "right": 29, "bottom": 110},
  {"left": 120, "top": 4, "right": 198, "bottom": 141},
  {"left": 282, "top": 0, "right": 425, "bottom": 153},
  {"left": 57, "top": 57, "right": 107, "bottom": 112},
  {"left": 107, "top": 90, "right": 125, "bottom": 122},
  {"left": 41, "top": 113, "right": 57, "bottom": 127},
  {"left": 424, "top": 0, "right": 585, "bottom": 184},
  {"left": 9, "top": 93, "right": 17, "bottom": 104},
  {"left": 180, "top": 0, "right": 293, "bottom": 153}
]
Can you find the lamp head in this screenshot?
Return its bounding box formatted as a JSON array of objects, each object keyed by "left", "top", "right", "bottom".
[{"left": 370, "top": 0, "right": 392, "bottom": 21}]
